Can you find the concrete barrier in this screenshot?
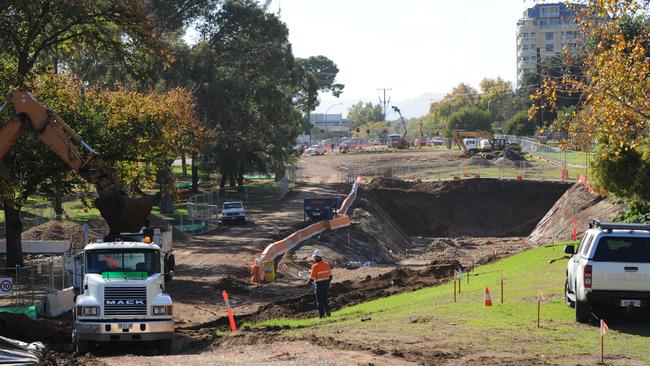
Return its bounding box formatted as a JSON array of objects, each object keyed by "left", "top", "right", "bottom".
[{"left": 44, "top": 287, "right": 74, "bottom": 318}]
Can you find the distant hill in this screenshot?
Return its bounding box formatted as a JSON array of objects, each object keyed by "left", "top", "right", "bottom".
[{"left": 315, "top": 92, "right": 444, "bottom": 120}]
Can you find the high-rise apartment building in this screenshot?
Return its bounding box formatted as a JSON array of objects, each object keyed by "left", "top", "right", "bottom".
[{"left": 516, "top": 3, "right": 583, "bottom": 82}]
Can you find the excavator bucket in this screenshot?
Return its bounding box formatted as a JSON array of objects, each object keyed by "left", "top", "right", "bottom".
[{"left": 94, "top": 188, "right": 153, "bottom": 234}]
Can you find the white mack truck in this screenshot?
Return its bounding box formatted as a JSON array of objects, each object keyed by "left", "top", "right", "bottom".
[{"left": 72, "top": 227, "right": 175, "bottom": 355}]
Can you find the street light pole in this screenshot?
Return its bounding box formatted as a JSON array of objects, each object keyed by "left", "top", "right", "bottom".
[{"left": 324, "top": 102, "right": 343, "bottom": 142}]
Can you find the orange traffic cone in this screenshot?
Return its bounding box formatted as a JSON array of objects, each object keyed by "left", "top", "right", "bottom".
[{"left": 484, "top": 287, "right": 493, "bottom": 307}]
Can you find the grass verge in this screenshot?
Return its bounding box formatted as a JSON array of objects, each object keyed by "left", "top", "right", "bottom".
[{"left": 251, "top": 244, "right": 650, "bottom": 363}]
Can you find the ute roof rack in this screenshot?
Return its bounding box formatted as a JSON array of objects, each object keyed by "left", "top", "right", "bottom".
[{"left": 589, "top": 220, "right": 650, "bottom": 232}]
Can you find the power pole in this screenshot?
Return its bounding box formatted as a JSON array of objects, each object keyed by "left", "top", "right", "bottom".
[{"left": 377, "top": 88, "right": 392, "bottom": 121}]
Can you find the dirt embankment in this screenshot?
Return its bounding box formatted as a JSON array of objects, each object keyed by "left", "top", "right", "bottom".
[
  {"left": 188, "top": 260, "right": 459, "bottom": 329},
  {"left": 363, "top": 178, "right": 571, "bottom": 237},
  {"left": 528, "top": 183, "right": 625, "bottom": 245}
]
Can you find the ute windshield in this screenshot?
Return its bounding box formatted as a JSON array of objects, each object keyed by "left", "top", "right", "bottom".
[
  {"left": 86, "top": 249, "right": 160, "bottom": 276},
  {"left": 224, "top": 202, "right": 243, "bottom": 209}
]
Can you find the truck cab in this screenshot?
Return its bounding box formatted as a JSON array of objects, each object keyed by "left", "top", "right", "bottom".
[
  {"left": 304, "top": 195, "right": 342, "bottom": 223},
  {"left": 564, "top": 221, "right": 650, "bottom": 323},
  {"left": 73, "top": 239, "right": 174, "bottom": 355}
]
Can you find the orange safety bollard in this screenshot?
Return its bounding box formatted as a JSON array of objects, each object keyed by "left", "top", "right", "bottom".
[{"left": 222, "top": 290, "right": 237, "bottom": 332}]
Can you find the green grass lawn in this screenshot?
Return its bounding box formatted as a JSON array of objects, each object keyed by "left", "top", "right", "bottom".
[{"left": 251, "top": 244, "right": 650, "bottom": 364}]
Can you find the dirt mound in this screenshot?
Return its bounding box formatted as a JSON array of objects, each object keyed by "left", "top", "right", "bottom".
[
  {"left": 500, "top": 149, "right": 527, "bottom": 161},
  {"left": 252, "top": 260, "right": 459, "bottom": 321},
  {"left": 528, "top": 183, "right": 625, "bottom": 245},
  {"left": 362, "top": 178, "right": 571, "bottom": 237},
  {"left": 366, "top": 177, "right": 414, "bottom": 190},
  {"left": 462, "top": 156, "right": 492, "bottom": 167},
  {"left": 493, "top": 157, "right": 530, "bottom": 168},
  {"left": 0, "top": 313, "right": 69, "bottom": 345},
  {"left": 21, "top": 220, "right": 100, "bottom": 250}
]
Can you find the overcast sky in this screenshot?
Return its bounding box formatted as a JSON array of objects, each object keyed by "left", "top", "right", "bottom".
[{"left": 270, "top": 0, "right": 538, "bottom": 103}]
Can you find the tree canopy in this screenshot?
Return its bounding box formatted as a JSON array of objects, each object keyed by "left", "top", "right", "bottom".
[{"left": 347, "top": 102, "right": 384, "bottom": 129}]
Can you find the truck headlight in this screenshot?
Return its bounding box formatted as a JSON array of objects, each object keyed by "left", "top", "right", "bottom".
[
  {"left": 153, "top": 305, "right": 172, "bottom": 315},
  {"left": 79, "top": 306, "right": 99, "bottom": 316}
]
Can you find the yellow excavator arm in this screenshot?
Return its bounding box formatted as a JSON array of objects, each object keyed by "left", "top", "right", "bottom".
[{"left": 0, "top": 91, "right": 152, "bottom": 234}]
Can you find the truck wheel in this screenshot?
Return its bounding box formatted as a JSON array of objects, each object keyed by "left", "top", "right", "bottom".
[
  {"left": 564, "top": 280, "right": 574, "bottom": 308},
  {"left": 241, "top": 217, "right": 246, "bottom": 224},
  {"left": 157, "top": 339, "right": 173, "bottom": 355},
  {"left": 165, "top": 271, "right": 173, "bottom": 282},
  {"left": 575, "top": 299, "right": 591, "bottom": 323},
  {"left": 75, "top": 340, "right": 91, "bottom": 355}
]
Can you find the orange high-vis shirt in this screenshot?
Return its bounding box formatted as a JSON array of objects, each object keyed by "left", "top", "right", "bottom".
[{"left": 310, "top": 261, "right": 332, "bottom": 281}]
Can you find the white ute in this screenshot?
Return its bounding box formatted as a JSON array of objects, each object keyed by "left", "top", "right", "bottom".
[
  {"left": 72, "top": 230, "right": 174, "bottom": 354},
  {"left": 564, "top": 221, "right": 650, "bottom": 323},
  {"left": 221, "top": 201, "right": 246, "bottom": 224}
]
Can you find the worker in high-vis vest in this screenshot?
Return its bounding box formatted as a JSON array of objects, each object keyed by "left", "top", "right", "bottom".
[{"left": 308, "top": 249, "right": 332, "bottom": 318}]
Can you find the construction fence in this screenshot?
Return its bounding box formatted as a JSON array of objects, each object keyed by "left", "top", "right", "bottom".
[
  {"left": 169, "top": 169, "right": 295, "bottom": 234},
  {"left": 0, "top": 255, "right": 72, "bottom": 316},
  {"left": 502, "top": 135, "right": 589, "bottom": 169}
]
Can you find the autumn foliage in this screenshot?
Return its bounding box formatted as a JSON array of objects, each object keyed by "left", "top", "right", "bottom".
[{"left": 530, "top": 0, "right": 650, "bottom": 201}]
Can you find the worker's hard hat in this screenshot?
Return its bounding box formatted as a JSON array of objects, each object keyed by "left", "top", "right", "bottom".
[{"left": 312, "top": 249, "right": 324, "bottom": 258}]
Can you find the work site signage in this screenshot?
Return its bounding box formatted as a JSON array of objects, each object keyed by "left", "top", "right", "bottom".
[{"left": 0, "top": 278, "right": 12, "bottom": 295}]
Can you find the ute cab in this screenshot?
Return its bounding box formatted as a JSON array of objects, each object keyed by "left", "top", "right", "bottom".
[{"left": 73, "top": 240, "right": 174, "bottom": 355}]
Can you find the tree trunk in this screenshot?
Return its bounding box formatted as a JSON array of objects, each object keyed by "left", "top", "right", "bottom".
[
  {"left": 237, "top": 161, "right": 244, "bottom": 193},
  {"left": 4, "top": 201, "right": 24, "bottom": 268},
  {"left": 181, "top": 152, "right": 187, "bottom": 178},
  {"left": 191, "top": 152, "right": 199, "bottom": 194},
  {"left": 53, "top": 193, "right": 63, "bottom": 219}
]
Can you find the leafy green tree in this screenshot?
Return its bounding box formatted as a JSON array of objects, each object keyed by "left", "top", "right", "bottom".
[
  {"left": 428, "top": 83, "right": 479, "bottom": 122},
  {"left": 347, "top": 102, "right": 384, "bottom": 129},
  {"left": 446, "top": 107, "right": 493, "bottom": 135},
  {"left": 194, "top": 0, "right": 302, "bottom": 189},
  {"left": 503, "top": 110, "right": 536, "bottom": 136},
  {"left": 296, "top": 56, "right": 344, "bottom": 98},
  {"left": 478, "top": 77, "right": 515, "bottom": 129},
  {"left": 0, "top": 1, "right": 164, "bottom": 85},
  {"left": 294, "top": 56, "right": 344, "bottom": 133}
]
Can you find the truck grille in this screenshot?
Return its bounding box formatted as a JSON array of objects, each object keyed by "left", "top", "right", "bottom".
[{"left": 104, "top": 287, "right": 147, "bottom": 316}]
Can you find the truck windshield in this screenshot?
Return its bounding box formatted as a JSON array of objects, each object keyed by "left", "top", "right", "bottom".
[
  {"left": 593, "top": 236, "right": 650, "bottom": 262},
  {"left": 86, "top": 250, "right": 160, "bottom": 275},
  {"left": 224, "top": 203, "right": 242, "bottom": 209}
]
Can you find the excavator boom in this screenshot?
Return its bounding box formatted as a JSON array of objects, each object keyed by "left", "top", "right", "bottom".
[{"left": 0, "top": 91, "right": 152, "bottom": 233}]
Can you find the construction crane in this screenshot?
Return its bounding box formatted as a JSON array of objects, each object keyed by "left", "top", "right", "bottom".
[
  {"left": 390, "top": 106, "right": 410, "bottom": 149},
  {"left": 0, "top": 91, "right": 152, "bottom": 233}
]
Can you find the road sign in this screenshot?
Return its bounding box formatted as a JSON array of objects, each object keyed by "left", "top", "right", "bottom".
[{"left": 0, "top": 278, "right": 13, "bottom": 295}]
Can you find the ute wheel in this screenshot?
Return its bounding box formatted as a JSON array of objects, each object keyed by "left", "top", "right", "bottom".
[
  {"left": 241, "top": 217, "right": 246, "bottom": 225},
  {"left": 564, "top": 280, "right": 574, "bottom": 308},
  {"left": 75, "top": 340, "right": 91, "bottom": 355},
  {"left": 575, "top": 299, "right": 591, "bottom": 323},
  {"left": 157, "top": 339, "right": 173, "bottom": 355}
]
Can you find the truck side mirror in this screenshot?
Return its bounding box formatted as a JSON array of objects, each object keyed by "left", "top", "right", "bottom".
[{"left": 564, "top": 245, "right": 576, "bottom": 255}]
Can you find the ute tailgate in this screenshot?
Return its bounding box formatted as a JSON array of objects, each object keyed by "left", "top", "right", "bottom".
[{"left": 591, "top": 235, "right": 650, "bottom": 292}]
